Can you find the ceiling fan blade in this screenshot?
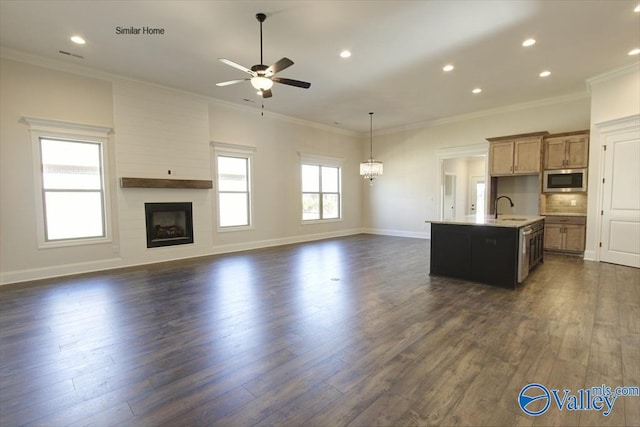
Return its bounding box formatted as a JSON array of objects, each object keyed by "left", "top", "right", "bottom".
[
  {"left": 261, "top": 88, "right": 273, "bottom": 98},
  {"left": 216, "top": 79, "right": 249, "bottom": 87},
  {"left": 272, "top": 77, "right": 311, "bottom": 89},
  {"left": 266, "top": 57, "right": 294, "bottom": 76},
  {"left": 219, "top": 58, "right": 255, "bottom": 76}
]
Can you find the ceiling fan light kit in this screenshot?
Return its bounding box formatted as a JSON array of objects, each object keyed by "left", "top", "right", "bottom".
[
  {"left": 216, "top": 12, "right": 311, "bottom": 99},
  {"left": 250, "top": 76, "right": 273, "bottom": 90}
]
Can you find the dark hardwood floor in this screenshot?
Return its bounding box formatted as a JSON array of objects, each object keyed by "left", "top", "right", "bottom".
[{"left": 1, "top": 234, "right": 638, "bottom": 426}]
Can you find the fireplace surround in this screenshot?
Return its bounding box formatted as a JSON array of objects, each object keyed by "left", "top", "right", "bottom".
[{"left": 145, "top": 202, "right": 193, "bottom": 248}]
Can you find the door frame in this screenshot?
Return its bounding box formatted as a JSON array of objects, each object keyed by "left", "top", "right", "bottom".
[
  {"left": 593, "top": 114, "right": 640, "bottom": 267},
  {"left": 436, "top": 144, "right": 488, "bottom": 220}
]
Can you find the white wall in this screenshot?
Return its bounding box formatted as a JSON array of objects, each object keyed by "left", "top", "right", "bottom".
[
  {"left": 207, "top": 101, "right": 363, "bottom": 251},
  {"left": 113, "top": 79, "right": 214, "bottom": 266},
  {"left": 584, "top": 64, "right": 640, "bottom": 260},
  {"left": 5, "top": 51, "right": 628, "bottom": 284},
  {"left": 0, "top": 58, "right": 120, "bottom": 282},
  {"left": 0, "top": 57, "right": 363, "bottom": 284},
  {"left": 362, "top": 95, "right": 591, "bottom": 238}
]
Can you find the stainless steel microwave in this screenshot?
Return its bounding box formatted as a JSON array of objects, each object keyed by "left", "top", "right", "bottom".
[{"left": 543, "top": 168, "right": 587, "bottom": 193}]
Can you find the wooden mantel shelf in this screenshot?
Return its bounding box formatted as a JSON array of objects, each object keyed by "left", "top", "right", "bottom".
[{"left": 120, "top": 177, "right": 213, "bottom": 189}]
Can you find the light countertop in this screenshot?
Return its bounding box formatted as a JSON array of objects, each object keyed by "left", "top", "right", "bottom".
[{"left": 427, "top": 214, "right": 546, "bottom": 228}]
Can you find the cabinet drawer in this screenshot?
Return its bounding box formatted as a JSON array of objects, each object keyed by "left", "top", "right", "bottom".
[{"left": 544, "top": 216, "right": 586, "bottom": 225}]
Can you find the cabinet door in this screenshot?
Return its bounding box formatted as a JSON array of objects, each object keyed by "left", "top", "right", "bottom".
[
  {"left": 470, "top": 227, "right": 518, "bottom": 287},
  {"left": 544, "top": 138, "right": 567, "bottom": 169},
  {"left": 563, "top": 225, "right": 585, "bottom": 252},
  {"left": 489, "top": 141, "right": 515, "bottom": 176},
  {"left": 544, "top": 224, "right": 563, "bottom": 250},
  {"left": 566, "top": 136, "right": 588, "bottom": 168},
  {"left": 514, "top": 138, "right": 541, "bottom": 174}
]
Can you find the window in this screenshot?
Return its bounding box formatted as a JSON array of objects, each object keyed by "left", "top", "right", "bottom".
[
  {"left": 40, "top": 138, "right": 106, "bottom": 240},
  {"left": 212, "top": 142, "right": 256, "bottom": 230},
  {"left": 217, "top": 155, "right": 251, "bottom": 227},
  {"left": 302, "top": 164, "right": 341, "bottom": 221},
  {"left": 24, "top": 117, "right": 112, "bottom": 247}
]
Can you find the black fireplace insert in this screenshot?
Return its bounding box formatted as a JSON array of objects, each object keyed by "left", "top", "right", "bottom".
[{"left": 145, "top": 202, "right": 194, "bottom": 248}]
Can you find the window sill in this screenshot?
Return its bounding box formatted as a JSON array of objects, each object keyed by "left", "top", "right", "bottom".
[
  {"left": 301, "top": 218, "right": 343, "bottom": 225},
  {"left": 38, "top": 236, "right": 112, "bottom": 249},
  {"left": 217, "top": 225, "right": 255, "bottom": 233}
]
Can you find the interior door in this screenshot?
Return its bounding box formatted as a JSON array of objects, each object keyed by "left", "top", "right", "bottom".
[
  {"left": 444, "top": 173, "right": 456, "bottom": 219},
  {"left": 469, "top": 176, "right": 485, "bottom": 215},
  {"left": 599, "top": 119, "right": 640, "bottom": 268}
]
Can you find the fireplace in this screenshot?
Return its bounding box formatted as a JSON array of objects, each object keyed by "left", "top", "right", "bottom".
[{"left": 145, "top": 202, "right": 194, "bottom": 248}]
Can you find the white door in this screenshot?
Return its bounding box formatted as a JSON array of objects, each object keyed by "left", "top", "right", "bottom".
[
  {"left": 599, "top": 117, "right": 640, "bottom": 268},
  {"left": 444, "top": 173, "right": 456, "bottom": 219},
  {"left": 469, "top": 176, "right": 485, "bottom": 215}
]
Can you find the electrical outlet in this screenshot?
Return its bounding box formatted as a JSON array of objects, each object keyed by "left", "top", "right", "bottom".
[{"left": 571, "top": 200, "right": 577, "bottom": 207}]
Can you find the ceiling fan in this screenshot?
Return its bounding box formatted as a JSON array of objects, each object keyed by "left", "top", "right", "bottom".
[{"left": 216, "top": 13, "right": 311, "bottom": 98}]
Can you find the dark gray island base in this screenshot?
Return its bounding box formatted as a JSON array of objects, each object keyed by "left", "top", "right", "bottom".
[{"left": 429, "top": 216, "right": 545, "bottom": 289}]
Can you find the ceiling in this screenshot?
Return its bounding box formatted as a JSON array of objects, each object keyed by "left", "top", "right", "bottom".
[{"left": 1, "top": 0, "right": 638, "bottom": 133}]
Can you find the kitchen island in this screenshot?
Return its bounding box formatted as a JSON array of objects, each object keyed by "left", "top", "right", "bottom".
[{"left": 427, "top": 215, "right": 545, "bottom": 289}]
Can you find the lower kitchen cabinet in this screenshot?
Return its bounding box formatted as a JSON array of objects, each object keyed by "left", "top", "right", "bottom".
[
  {"left": 430, "top": 223, "right": 519, "bottom": 288},
  {"left": 544, "top": 216, "right": 586, "bottom": 253}
]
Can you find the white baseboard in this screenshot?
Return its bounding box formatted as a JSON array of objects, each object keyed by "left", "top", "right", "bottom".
[
  {"left": 361, "top": 228, "right": 430, "bottom": 239},
  {"left": 0, "top": 228, "right": 364, "bottom": 286},
  {"left": 209, "top": 228, "right": 364, "bottom": 255},
  {"left": 583, "top": 249, "right": 598, "bottom": 261},
  {"left": 1, "top": 258, "right": 124, "bottom": 286}
]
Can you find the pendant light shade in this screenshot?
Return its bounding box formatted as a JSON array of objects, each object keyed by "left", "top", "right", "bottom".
[{"left": 360, "top": 112, "right": 383, "bottom": 182}]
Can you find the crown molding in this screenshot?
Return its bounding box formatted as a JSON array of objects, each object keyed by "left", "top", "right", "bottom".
[
  {"left": 377, "top": 92, "right": 590, "bottom": 136},
  {"left": 586, "top": 62, "right": 640, "bottom": 90}
]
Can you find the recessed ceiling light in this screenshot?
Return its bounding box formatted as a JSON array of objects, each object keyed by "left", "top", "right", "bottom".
[
  {"left": 629, "top": 48, "right": 640, "bottom": 56},
  {"left": 539, "top": 70, "right": 551, "bottom": 77},
  {"left": 339, "top": 50, "right": 351, "bottom": 58},
  {"left": 70, "top": 35, "right": 86, "bottom": 45},
  {"left": 443, "top": 64, "right": 454, "bottom": 72},
  {"left": 472, "top": 88, "right": 482, "bottom": 94},
  {"left": 522, "top": 38, "right": 536, "bottom": 47}
]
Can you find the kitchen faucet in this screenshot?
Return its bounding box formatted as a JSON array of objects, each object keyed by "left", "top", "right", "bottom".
[{"left": 494, "top": 195, "right": 514, "bottom": 219}]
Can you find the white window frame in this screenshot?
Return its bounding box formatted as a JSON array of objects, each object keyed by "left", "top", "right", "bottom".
[
  {"left": 299, "top": 152, "right": 344, "bottom": 224},
  {"left": 23, "top": 116, "right": 113, "bottom": 248},
  {"left": 212, "top": 142, "right": 256, "bottom": 232}
]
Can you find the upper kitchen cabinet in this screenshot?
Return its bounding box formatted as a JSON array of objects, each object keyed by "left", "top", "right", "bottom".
[
  {"left": 543, "top": 130, "right": 589, "bottom": 169},
  {"left": 487, "top": 131, "right": 548, "bottom": 176}
]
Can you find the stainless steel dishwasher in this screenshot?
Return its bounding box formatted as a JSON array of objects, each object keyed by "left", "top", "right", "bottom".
[{"left": 518, "top": 221, "right": 544, "bottom": 283}]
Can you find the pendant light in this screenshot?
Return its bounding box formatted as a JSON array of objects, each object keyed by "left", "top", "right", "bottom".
[{"left": 359, "top": 112, "right": 383, "bottom": 184}]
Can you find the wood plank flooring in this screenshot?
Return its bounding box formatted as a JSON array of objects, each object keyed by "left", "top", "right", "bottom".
[{"left": 1, "top": 234, "right": 638, "bottom": 426}]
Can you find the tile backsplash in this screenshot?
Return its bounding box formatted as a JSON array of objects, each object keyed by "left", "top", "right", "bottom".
[{"left": 541, "top": 193, "right": 588, "bottom": 214}]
